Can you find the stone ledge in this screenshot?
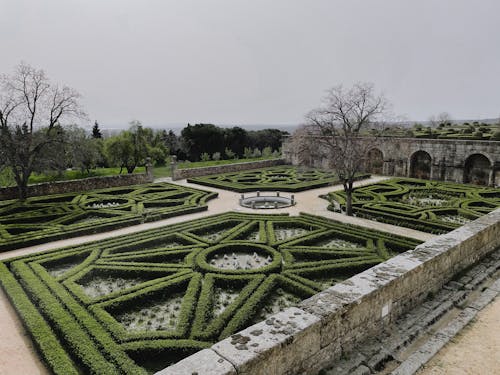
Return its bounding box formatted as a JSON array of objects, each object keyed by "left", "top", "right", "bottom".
[
  {"left": 155, "top": 349, "right": 236, "bottom": 375},
  {"left": 212, "top": 307, "right": 321, "bottom": 375},
  {"left": 158, "top": 208, "right": 500, "bottom": 374}
]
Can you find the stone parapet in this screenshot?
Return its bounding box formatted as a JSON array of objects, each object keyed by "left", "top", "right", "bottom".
[{"left": 156, "top": 208, "right": 500, "bottom": 374}]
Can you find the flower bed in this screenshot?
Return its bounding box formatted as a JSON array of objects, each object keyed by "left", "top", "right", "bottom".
[
  {"left": 323, "top": 178, "right": 500, "bottom": 234},
  {"left": 0, "top": 183, "right": 217, "bottom": 251},
  {"left": 187, "top": 166, "right": 370, "bottom": 192},
  {"left": 0, "top": 212, "right": 419, "bottom": 374}
]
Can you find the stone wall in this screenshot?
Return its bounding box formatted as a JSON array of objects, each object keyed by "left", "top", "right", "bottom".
[
  {"left": 282, "top": 136, "right": 500, "bottom": 186},
  {"left": 158, "top": 208, "right": 500, "bottom": 375},
  {"left": 0, "top": 172, "right": 153, "bottom": 201},
  {"left": 172, "top": 159, "right": 286, "bottom": 180}
]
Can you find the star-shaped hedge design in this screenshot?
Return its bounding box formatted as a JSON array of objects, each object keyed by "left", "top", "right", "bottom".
[
  {"left": 0, "top": 212, "right": 419, "bottom": 374},
  {"left": 0, "top": 182, "right": 217, "bottom": 251}
]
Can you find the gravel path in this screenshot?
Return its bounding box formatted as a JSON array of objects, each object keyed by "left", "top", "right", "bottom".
[
  {"left": 417, "top": 297, "right": 500, "bottom": 375},
  {"left": 0, "top": 175, "right": 434, "bottom": 374}
]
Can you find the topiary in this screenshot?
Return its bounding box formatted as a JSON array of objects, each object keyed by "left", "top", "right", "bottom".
[{"left": 490, "top": 131, "right": 500, "bottom": 141}]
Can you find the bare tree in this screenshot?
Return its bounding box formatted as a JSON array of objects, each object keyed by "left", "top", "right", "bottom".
[
  {"left": 429, "top": 112, "right": 451, "bottom": 128},
  {"left": 306, "top": 82, "right": 390, "bottom": 215},
  {"left": 288, "top": 124, "right": 322, "bottom": 167},
  {"left": 0, "top": 62, "right": 86, "bottom": 199}
]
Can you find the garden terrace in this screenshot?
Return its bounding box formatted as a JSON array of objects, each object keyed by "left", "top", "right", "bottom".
[
  {"left": 187, "top": 165, "right": 370, "bottom": 192},
  {"left": 0, "top": 182, "right": 217, "bottom": 251},
  {"left": 0, "top": 212, "right": 420, "bottom": 374},
  {"left": 323, "top": 177, "right": 500, "bottom": 234}
]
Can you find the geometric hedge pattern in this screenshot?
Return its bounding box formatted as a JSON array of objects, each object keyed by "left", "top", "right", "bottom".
[
  {"left": 0, "top": 182, "right": 217, "bottom": 251},
  {"left": 0, "top": 212, "right": 420, "bottom": 374},
  {"left": 187, "top": 165, "right": 370, "bottom": 192},
  {"left": 324, "top": 177, "right": 500, "bottom": 234}
]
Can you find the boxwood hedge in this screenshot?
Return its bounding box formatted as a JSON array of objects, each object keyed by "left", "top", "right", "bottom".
[
  {"left": 187, "top": 165, "right": 370, "bottom": 192},
  {"left": 323, "top": 177, "right": 500, "bottom": 234},
  {"left": 0, "top": 212, "right": 420, "bottom": 373},
  {"left": 0, "top": 182, "right": 217, "bottom": 251}
]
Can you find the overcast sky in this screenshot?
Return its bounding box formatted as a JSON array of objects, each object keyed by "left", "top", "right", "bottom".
[{"left": 1, "top": 0, "right": 499, "bottom": 128}]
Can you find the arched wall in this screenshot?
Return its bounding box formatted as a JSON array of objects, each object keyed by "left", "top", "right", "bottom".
[
  {"left": 283, "top": 136, "right": 500, "bottom": 186},
  {"left": 365, "top": 148, "right": 384, "bottom": 174},
  {"left": 463, "top": 153, "right": 492, "bottom": 185},
  {"left": 409, "top": 150, "right": 432, "bottom": 179}
]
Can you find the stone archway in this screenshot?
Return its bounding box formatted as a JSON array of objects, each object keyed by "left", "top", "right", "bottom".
[
  {"left": 365, "top": 148, "right": 384, "bottom": 174},
  {"left": 410, "top": 151, "right": 432, "bottom": 179},
  {"left": 463, "top": 153, "right": 491, "bottom": 185}
]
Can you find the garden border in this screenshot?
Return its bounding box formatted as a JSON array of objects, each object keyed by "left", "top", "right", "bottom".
[
  {"left": 159, "top": 207, "right": 500, "bottom": 375},
  {"left": 172, "top": 159, "right": 286, "bottom": 180},
  {"left": 0, "top": 172, "right": 153, "bottom": 201}
]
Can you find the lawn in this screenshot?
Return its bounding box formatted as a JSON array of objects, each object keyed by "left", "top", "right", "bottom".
[
  {"left": 0, "top": 157, "right": 281, "bottom": 187},
  {"left": 323, "top": 178, "right": 500, "bottom": 234},
  {"left": 0, "top": 212, "right": 420, "bottom": 374}
]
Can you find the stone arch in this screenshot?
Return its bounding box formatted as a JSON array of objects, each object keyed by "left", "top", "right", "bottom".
[
  {"left": 409, "top": 150, "right": 432, "bottom": 179},
  {"left": 365, "top": 148, "right": 384, "bottom": 174},
  {"left": 463, "top": 153, "right": 492, "bottom": 185}
]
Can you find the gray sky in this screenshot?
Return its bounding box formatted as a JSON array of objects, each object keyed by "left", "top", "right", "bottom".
[{"left": 1, "top": 0, "right": 499, "bottom": 128}]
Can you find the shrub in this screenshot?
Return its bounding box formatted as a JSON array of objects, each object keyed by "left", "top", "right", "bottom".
[
  {"left": 0, "top": 211, "right": 420, "bottom": 372},
  {"left": 490, "top": 131, "right": 500, "bottom": 141}
]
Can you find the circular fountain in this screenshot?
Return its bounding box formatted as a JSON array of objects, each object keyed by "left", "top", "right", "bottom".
[{"left": 239, "top": 192, "right": 295, "bottom": 209}]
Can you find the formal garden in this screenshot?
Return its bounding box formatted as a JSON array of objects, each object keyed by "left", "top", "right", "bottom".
[
  {"left": 0, "top": 183, "right": 217, "bottom": 251},
  {"left": 187, "top": 166, "right": 370, "bottom": 192},
  {"left": 0, "top": 211, "right": 420, "bottom": 374},
  {"left": 323, "top": 178, "right": 500, "bottom": 234}
]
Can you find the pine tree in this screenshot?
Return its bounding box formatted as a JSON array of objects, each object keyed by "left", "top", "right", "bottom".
[{"left": 92, "top": 121, "right": 102, "bottom": 139}]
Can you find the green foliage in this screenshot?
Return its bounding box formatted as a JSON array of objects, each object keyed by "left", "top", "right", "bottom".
[
  {"left": 490, "top": 131, "right": 500, "bottom": 141},
  {"left": 0, "top": 263, "right": 79, "bottom": 375},
  {"left": 0, "top": 182, "right": 217, "bottom": 251},
  {"left": 188, "top": 166, "right": 370, "bottom": 193},
  {"left": 200, "top": 152, "right": 210, "bottom": 162},
  {"left": 243, "top": 147, "right": 253, "bottom": 159},
  {"left": 224, "top": 148, "right": 236, "bottom": 159},
  {"left": 0, "top": 212, "right": 419, "bottom": 372},
  {"left": 323, "top": 178, "right": 500, "bottom": 234},
  {"left": 262, "top": 146, "right": 273, "bottom": 158}
]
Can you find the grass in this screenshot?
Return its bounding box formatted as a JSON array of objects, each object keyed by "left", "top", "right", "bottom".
[{"left": 0, "top": 156, "right": 280, "bottom": 187}]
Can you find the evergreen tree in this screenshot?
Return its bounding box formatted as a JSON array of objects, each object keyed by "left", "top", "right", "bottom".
[{"left": 92, "top": 121, "right": 102, "bottom": 139}]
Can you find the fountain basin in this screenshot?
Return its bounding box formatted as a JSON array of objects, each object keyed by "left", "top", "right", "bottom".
[{"left": 239, "top": 192, "right": 295, "bottom": 209}]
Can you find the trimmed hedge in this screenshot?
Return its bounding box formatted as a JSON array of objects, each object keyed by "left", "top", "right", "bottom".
[
  {"left": 0, "top": 212, "right": 420, "bottom": 372},
  {"left": 187, "top": 165, "right": 371, "bottom": 192},
  {"left": 0, "top": 182, "right": 217, "bottom": 251},
  {"left": 323, "top": 178, "right": 500, "bottom": 234}
]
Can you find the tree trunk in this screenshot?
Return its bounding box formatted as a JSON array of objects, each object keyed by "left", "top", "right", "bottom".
[
  {"left": 17, "top": 177, "right": 28, "bottom": 200},
  {"left": 126, "top": 165, "right": 135, "bottom": 174},
  {"left": 344, "top": 179, "right": 354, "bottom": 216},
  {"left": 345, "top": 190, "right": 353, "bottom": 216}
]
